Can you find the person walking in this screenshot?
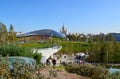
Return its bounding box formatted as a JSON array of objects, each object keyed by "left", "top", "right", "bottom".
[
  {"left": 46, "top": 59, "right": 50, "bottom": 66},
  {"left": 52, "top": 58, "right": 56, "bottom": 68}
]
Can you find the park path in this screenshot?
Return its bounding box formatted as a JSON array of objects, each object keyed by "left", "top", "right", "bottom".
[{"left": 39, "top": 67, "right": 91, "bottom": 79}]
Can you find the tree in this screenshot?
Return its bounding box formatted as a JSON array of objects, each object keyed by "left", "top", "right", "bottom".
[
  {"left": 0, "top": 23, "right": 8, "bottom": 44},
  {"left": 99, "top": 33, "right": 106, "bottom": 42},
  {"left": 87, "top": 43, "right": 102, "bottom": 62},
  {"left": 87, "top": 34, "right": 94, "bottom": 43},
  {"left": 102, "top": 42, "right": 114, "bottom": 63},
  {"left": 105, "top": 34, "right": 114, "bottom": 41},
  {"left": 0, "top": 23, "right": 17, "bottom": 44},
  {"left": 93, "top": 35, "right": 100, "bottom": 42},
  {"left": 112, "top": 42, "right": 120, "bottom": 63},
  {"left": 81, "top": 34, "right": 87, "bottom": 42},
  {"left": 8, "top": 24, "right": 17, "bottom": 43}
]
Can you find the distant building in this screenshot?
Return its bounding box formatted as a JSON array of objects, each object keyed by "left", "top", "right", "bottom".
[
  {"left": 16, "top": 32, "right": 24, "bottom": 35},
  {"left": 110, "top": 33, "right": 120, "bottom": 42},
  {"left": 17, "top": 29, "right": 65, "bottom": 42}
]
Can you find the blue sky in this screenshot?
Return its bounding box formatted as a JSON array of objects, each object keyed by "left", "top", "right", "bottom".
[{"left": 0, "top": 0, "right": 120, "bottom": 34}]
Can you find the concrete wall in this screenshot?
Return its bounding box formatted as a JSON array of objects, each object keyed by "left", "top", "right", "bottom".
[{"left": 32, "top": 46, "right": 62, "bottom": 63}]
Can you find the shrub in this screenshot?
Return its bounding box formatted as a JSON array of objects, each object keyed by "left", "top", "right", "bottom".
[
  {"left": 33, "top": 52, "right": 42, "bottom": 64},
  {"left": 108, "top": 73, "right": 120, "bottom": 79},
  {"left": 65, "top": 64, "right": 109, "bottom": 79},
  {"left": 0, "top": 56, "right": 60, "bottom": 79},
  {"left": 0, "top": 44, "right": 33, "bottom": 57},
  {"left": 0, "top": 56, "right": 43, "bottom": 79}
]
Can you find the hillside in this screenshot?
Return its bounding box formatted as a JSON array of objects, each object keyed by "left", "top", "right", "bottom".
[{"left": 58, "top": 41, "right": 90, "bottom": 54}]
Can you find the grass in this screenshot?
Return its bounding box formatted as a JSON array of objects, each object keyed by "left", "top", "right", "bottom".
[
  {"left": 55, "top": 65, "right": 65, "bottom": 70},
  {"left": 18, "top": 43, "right": 52, "bottom": 49},
  {"left": 17, "top": 41, "right": 91, "bottom": 55},
  {"left": 58, "top": 41, "right": 90, "bottom": 54}
]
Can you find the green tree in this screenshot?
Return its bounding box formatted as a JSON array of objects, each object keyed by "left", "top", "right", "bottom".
[
  {"left": 87, "top": 34, "right": 93, "bottom": 43},
  {"left": 81, "top": 34, "right": 87, "bottom": 42},
  {"left": 105, "top": 34, "right": 114, "bottom": 42},
  {"left": 99, "top": 33, "right": 106, "bottom": 42},
  {"left": 93, "top": 35, "right": 100, "bottom": 42},
  {"left": 113, "top": 42, "right": 120, "bottom": 63},
  {"left": 0, "top": 23, "right": 8, "bottom": 44},
  {"left": 8, "top": 24, "right": 17, "bottom": 43},
  {"left": 102, "top": 42, "right": 114, "bottom": 63},
  {"left": 88, "top": 43, "right": 102, "bottom": 62}
]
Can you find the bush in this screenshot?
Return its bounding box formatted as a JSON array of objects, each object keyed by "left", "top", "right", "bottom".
[
  {"left": 108, "top": 73, "right": 120, "bottom": 79},
  {"left": 0, "top": 56, "right": 35, "bottom": 79},
  {"left": 65, "top": 64, "right": 110, "bottom": 79},
  {"left": 0, "top": 56, "right": 59, "bottom": 79},
  {"left": 0, "top": 44, "right": 33, "bottom": 57},
  {"left": 33, "top": 52, "right": 42, "bottom": 64},
  {"left": 0, "top": 44, "right": 44, "bottom": 64}
]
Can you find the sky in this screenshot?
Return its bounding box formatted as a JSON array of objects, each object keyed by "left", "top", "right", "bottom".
[{"left": 0, "top": 0, "right": 120, "bottom": 34}]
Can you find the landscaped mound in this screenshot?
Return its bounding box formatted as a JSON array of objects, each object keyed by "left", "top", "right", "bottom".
[{"left": 65, "top": 64, "right": 120, "bottom": 79}]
